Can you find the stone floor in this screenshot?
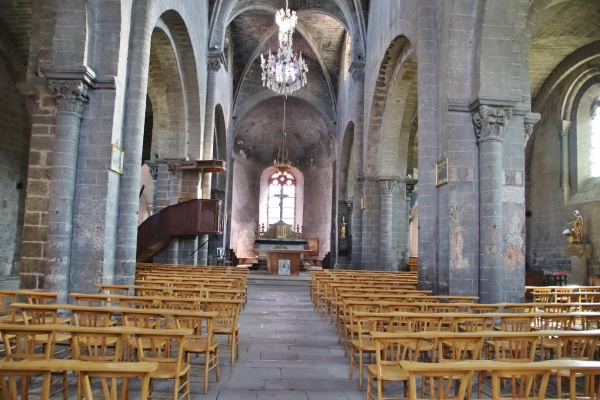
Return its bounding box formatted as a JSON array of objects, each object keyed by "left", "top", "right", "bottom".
[{"left": 0, "top": 275, "right": 365, "bottom": 400}]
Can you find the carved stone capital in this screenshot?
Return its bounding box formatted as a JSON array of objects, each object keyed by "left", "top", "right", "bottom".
[
  {"left": 472, "top": 105, "right": 512, "bottom": 143},
  {"left": 148, "top": 165, "right": 159, "bottom": 180},
  {"left": 523, "top": 112, "right": 541, "bottom": 145},
  {"left": 48, "top": 79, "right": 90, "bottom": 115},
  {"left": 207, "top": 52, "right": 225, "bottom": 72},
  {"left": 524, "top": 123, "right": 533, "bottom": 145},
  {"left": 346, "top": 200, "right": 354, "bottom": 213},
  {"left": 349, "top": 63, "right": 365, "bottom": 83},
  {"left": 167, "top": 162, "right": 181, "bottom": 176},
  {"left": 378, "top": 179, "right": 397, "bottom": 196}
]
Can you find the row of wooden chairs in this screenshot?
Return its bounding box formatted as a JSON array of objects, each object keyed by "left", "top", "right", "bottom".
[
  {"left": 347, "top": 310, "right": 600, "bottom": 391},
  {"left": 364, "top": 329, "right": 600, "bottom": 399},
  {"left": 528, "top": 286, "right": 600, "bottom": 303},
  {"left": 2, "top": 296, "right": 242, "bottom": 397},
  {"left": 0, "top": 323, "right": 192, "bottom": 400}
]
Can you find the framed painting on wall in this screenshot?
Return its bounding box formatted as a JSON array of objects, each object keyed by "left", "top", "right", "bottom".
[
  {"left": 436, "top": 157, "right": 448, "bottom": 186},
  {"left": 109, "top": 142, "right": 124, "bottom": 174}
]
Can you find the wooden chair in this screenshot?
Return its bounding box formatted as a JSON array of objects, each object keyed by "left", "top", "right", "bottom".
[
  {"left": 531, "top": 287, "right": 553, "bottom": 303},
  {"left": 434, "top": 333, "right": 484, "bottom": 399},
  {"left": 96, "top": 283, "right": 133, "bottom": 295},
  {"left": 366, "top": 333, "right": 424, "bottom": 400},
  {"left": 133, "top": 329, "right": 191, "bottom": 400},
  {"left": 349, "top": 313, "right": 393, "bottom": 390},
  {"left": 161, "top": 298, "right": 199, "bottom": 311},
  {"left": 479, "top": 334, "right": 540, "bottom": 398},
  {"left": 79, "top": 361, "right": 157, "bottom": 400},
  {"left": 343, "top": 302, "right": 381, "bottom": 356},
  {"left": 0, "top": 325, "right": 68, "bottom": 400},
  {"left": 424, "top": 305, "right": 461, "bottom": 331},
  {"left": 551, "top": 334, "right": 599, "bottom": 399},
  {"left": 452, "top": 314, "right": 492, "bottom": 333},
  {"left": 18, "top": 303, "right": 72, "bottom": 360},
  {"left": 489, "top": 364, "right": 551, "bottom": 400},
  {"left": 71, "top": 329, "right": 125, "bottom": 399},
  {"left": 0, "top": 292, "right": 21, "bottom": 324},
  {"left": 403, "top": 361, "right": 474, "bottom": 400},
  {"left": 24, "top": 293, "right": 71, "bottom": 325},
  {"left": 469, "top": 303, "right": 501, "bottom": 314},
  {"left": 172, "top": 311, "right": 219, "bottom": 394},
  {"left": 72, "top": 307, "right": 116, "bottom": 329},
  {"left": 536, "top": 313, "right": 575, "bottom": 360},
  {"left": 407, "top": 315, "right": 443, "bottom": 361},
  {"left": 503, "top": 303, "right": 537, "bottom": 313},
  {"left": 120, "top": 296, "right": 156, "bottom": 309},
  {"left": 206, "top": 300, "right": 241, "bottom": 365},
  {"left": 122, "top": 309, "right": 164, "bottom": 361}
]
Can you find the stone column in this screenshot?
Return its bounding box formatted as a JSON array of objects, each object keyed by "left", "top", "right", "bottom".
[
  {"left": 472, "top": 105, "right": 512, "bottom": 303},
  {"left": 223, "top": 156, "right": 235, "bottom": 257},
  {"left": 378, "top": 178, "right": 397, "bottom": 270},
  {"left": 417, "top": 0, "right": 439, "bottom": 290},
  {"left": 114, "top": 1, "right": 155, "bottom": 284},
  {"left": 349, "top": 63, "right": 365, "bottom": 269},
  {"left": 352, "top": 176, "right": 364, "bottom": 269},
  {"left": 560, "top": 120, "right": 571, "bottom": 202},
  {"left": 44, "top": 78, "right": 91, "bottom": 300},
  {"left": 197, "top": 53, "right": 225, "bottom": 266}
]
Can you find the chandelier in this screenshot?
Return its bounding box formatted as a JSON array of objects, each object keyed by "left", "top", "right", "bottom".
[
  {"left": 260, "top": 0, "right": 308, "bottom": 95},
  {"left": 274, "top": 98, "right": 292, "bottom": 173}
]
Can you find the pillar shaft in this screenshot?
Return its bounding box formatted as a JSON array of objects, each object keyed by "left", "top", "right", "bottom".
[
  {"left": 560, "top": 120, "right": 571, "bottom": 201},
  {"left": 349, "top": 64, "right": 364, "bottom": 269},
  {"left": 473, "top": 105, "right": 512, "bottom": 303},
  {"left": 378, "top": 179, "right": 397, "bottom": 270},
  {"left": 416, "top": 0, "right": 438, "bottom": 289},
  {"left": 44, "top": 79, "right": 89, "bottom": 301},
  {"left": 114, "top": 1, "right": 155, "bottom": 284}
]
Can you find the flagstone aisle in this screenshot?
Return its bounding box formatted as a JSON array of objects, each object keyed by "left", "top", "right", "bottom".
[{"left": 210, "top": 281, "right": 364, "bottom": 400}]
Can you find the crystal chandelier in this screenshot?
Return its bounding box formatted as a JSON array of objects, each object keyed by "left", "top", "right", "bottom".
[
  {"left": 274, "top": 98, "right": 292, "bottom": 173},
  {"left": 261, "top": 0, "right": 308, "bottom": 95}
]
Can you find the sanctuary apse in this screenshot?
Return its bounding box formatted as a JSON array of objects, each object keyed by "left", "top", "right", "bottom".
[{"left": 0, "top": 0, "right": 599, "bottom": 303}]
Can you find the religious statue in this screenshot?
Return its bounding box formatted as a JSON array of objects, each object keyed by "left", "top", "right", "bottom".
[
  {"left": 339, "top": 215, "right": 347, "bottom": 239},
  {"left": 569, "top": 210, "right": 584, "bottom": 243}
]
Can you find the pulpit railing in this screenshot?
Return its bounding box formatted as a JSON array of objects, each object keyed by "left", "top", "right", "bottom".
[{"left": 137, "top": 199, "right": 221, "bottom": 261}]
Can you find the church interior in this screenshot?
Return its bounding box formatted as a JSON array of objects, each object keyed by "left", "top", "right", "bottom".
[{"left": 0, "top": 0, "right": 599, "bottom": 304}]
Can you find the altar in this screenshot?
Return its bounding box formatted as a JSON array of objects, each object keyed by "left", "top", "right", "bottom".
[
  {"left": 254, "top": 221, "right": 318, "bottom": 275},
  {"left": 264, "top": 249, "right": 314, "bottom": 275}
]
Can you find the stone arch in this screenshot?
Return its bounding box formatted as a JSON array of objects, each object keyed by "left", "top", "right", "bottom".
[
  {"left": 147, "top": 11, "right": 202, "bottom": 163},
  {"left": 364, "top": 35, "right": 415, "bottom": 178},
  {"left": 147, "top": 27, "right": 185, "bottom": 159}
]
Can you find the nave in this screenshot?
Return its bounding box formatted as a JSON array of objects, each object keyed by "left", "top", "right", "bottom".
[{"left": 4, "top": 272, "right": 598, "bottom": 399}]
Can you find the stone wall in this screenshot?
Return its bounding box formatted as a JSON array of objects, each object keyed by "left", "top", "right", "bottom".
[{"left": 0, "top": 59, "right": 27, "bottom": 276}]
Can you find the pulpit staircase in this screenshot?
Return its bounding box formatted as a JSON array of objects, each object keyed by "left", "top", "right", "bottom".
[{"left": 136, "top": 199, "right": 221, "bottom": 262}]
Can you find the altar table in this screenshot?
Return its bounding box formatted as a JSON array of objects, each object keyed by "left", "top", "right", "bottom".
[{"left": 264, "top": 249, "right": 313, "bottom": 275}]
